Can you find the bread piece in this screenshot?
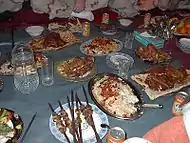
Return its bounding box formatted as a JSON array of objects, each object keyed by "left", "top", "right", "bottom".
[{"left": 131, "top": 70, "right": 190, "bottom": 100}]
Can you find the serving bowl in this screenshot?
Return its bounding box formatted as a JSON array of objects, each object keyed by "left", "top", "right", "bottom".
[{"left": 25, "top": 26, "right": 44, "bottom": 37}]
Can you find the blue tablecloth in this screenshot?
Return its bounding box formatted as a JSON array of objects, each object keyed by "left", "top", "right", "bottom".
[{"left": 0, "top": 25, "right": 175, "bottom": 143}]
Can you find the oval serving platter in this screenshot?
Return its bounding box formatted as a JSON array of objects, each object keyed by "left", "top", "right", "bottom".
[
  {"left": 55, "top": 57, "right": 97, "bottom": 82},
  {"left": 88, "top": 73, "right": 144, "bottom": 120},
  {"left": 80, "top": 38, "right": 123, "bottom": 56}
]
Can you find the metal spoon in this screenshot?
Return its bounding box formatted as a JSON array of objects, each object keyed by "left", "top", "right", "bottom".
[{"left": 100, "top": 124, "right": 110, "bottom": 129}]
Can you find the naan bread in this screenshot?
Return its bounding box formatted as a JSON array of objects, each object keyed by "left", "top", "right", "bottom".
[{"left": 131, "top": 70, "right": 190, "bottom": 100}]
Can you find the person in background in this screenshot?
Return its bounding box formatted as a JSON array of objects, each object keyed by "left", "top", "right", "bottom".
[
  {"left": 0, "top": 0, "right": 189, "bottom": 19},
  {"left": 108, "top": 0, "right": 190, "bottom": 18},
  {"left": 30, "top": 0, "right": 109, "bottom": 19},
  {"left": 0, "top": 0, "right": 24, "bottom": 13},
  {"left": 144, "top": 101, "right": 190, "bottom": 143}
]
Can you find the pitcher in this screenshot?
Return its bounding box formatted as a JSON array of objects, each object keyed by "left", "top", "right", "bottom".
[{"left": 12, "top": 43, "right": 39, "bottom": 94}]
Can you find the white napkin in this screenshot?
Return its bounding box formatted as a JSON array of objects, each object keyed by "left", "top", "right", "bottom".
[
  {"left": 71, "top": 11, "right": 94, "bottom": 21},
  {"left": 123, "top": 137, "right": 151, "bottom": 143},
  {"left": 183, "top": 102, "right": 190, "bottom": 140},
  {"left": 140, "top": 31, "right": 157, "bottom": 38}
]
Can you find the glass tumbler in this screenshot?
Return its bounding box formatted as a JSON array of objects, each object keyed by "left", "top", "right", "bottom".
[
  {"left": 118, "top": 60, "right": 131, "bottom": 79},
  {"left": 40, "top": 57, "right": 54, "bottom": 86},
  {"left": 124, "top": 32, "right": 134, "bottom": 49}
]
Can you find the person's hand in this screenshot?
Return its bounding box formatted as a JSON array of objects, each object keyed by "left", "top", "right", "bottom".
[
  {"left": 73, "top": 0, "right": 85, "bottom": 13},
  {"left": 138, "top": 0, "right": 155, "bottom": 11}
]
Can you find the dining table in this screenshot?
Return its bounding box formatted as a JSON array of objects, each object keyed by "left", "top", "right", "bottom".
[{"left": 0, "top": 22, "right": 186, "bottom": 143}]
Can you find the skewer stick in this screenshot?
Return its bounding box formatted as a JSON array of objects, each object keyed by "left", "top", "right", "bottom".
[
  {"left": 81, "top": 86, "right": 102, "bottom": 143},
  {"left": 67, "top": 95, "right": 78, "bottom": 143},
  {"left": 48, "top": 103, "right": 70, "bottom": 143},
  {"left": 75, "top": 93, "right": 83, "bottom": 143}
]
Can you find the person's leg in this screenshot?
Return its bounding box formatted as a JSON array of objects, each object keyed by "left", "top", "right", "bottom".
[{"left": 73, "top": 0, "right": 85, "bottom": 12}]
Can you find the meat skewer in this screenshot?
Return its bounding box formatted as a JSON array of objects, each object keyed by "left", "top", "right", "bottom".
[
  {"left": 75, "top": 92, "right": 83, "bottom": 143},
  {"left": 48, "top": 103, "right": 70, "bottom": 143},
  {"left": 57, "top": 100, "right": 72, "bottom": 130},
  {"left": 67, "top": 91, "right": 80, "bottom": 143},
  {"left": 78, "top": 86, "right": 102, "bottom": 143},
  {"left": 71, "top": 92, "right": 81, "bottom": 143}
]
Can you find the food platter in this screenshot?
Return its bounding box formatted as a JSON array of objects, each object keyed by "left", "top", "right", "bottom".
[
  {"left": 174, "top": 17, "right": 190, "bottom": 37},
  {"left": 80, "top": 37, "right": 123, "bottom": 56},
  {"left": 49, "top": 102, "right": 109, "bottom": 143},
  {"left": 88, "top": 73, "right": 144, "bottom": 120},
  {"left": 28, "top": 30, "right": 81, "bottom": 52},
  {"left": 135, "top": 44, "right": 171, "bottom": 64},
  {"left": 0, "top": 108, "right": 24, "bottom": 143},
  {"left": 55, "top": 56, "right": 96, "bottom": 82}
]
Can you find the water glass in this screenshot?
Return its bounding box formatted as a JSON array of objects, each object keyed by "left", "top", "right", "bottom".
[
  {"left": 124, "top": 32, "right": 134, "bottom": 49},
  {"left": 118, "top": 60, "right": 131, "bottom": 79},
  {"left": 40, "top": 57, "right": 54, "bottom": 86}
]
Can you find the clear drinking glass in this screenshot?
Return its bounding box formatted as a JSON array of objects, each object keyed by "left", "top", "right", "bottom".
[
  {"left": 40, "top": 57, "right": 54, "bottom": 86},
  {"left": 124, "top": 32, "right": 134, "bottom": 49},
  {"left": 118, "top": 60, "right": 131, "bottom": 79}
]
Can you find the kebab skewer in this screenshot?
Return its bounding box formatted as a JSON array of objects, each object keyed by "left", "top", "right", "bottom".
[
  {"left": 67, "top": 92, "right": 81, "bottom": 143},
  {"left": 48, "top": 103, "right": 70, "bottom": 143},
  {"left": 75, "top": 93, "right": 83, "bottom": 143},
  {"left": 76, "top": 86, "right": 102, "bottom": 143}
]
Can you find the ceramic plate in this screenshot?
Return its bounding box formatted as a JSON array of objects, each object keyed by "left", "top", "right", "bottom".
[
  {"left": 49, "top": 102, "right": 109, "bottom": 143},
  {"left": 123, "top": 137, "right": 151, "bottom": 143},
  {"left": 55, "top": 60, "right": 97, "bottom": 82},
  {"left": 80, "top": 38, "right": 123, "bottom": 56},
  {"left": 106, "top": 52, "right": 134, "bottom": 70},
  {"left": 0, "top": 108, "right": 24, "bottom": 143}
]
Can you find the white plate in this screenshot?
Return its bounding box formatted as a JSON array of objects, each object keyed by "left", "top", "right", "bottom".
[
  {"left": 106, "top": 52, "right": 134, "bottom": 69},
  {"left": 102, "top": 30, "right": 117, "bottom": 36},
  {"left": 179, "top": 38, "right": 190, "bottom": 48},
  {"left": 123, "top": 137, "right": 151, "bottom": 143},
  {"left": 80, "top": 38, "right": 123, "bottom": 56},
  {"left": 177, "top": 41, "right": 190, "bottom": 54},
  {"left": 49, "top": 102, "right": 109, "bottom": 143},
  {"left": 25, "top": 26, "right": 44, "bottom": 37}
]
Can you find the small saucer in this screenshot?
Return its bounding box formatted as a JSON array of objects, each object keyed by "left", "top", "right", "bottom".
[
  {"left": 102, "top": 29, "right": 117, "bottom": 36},
  {"left": 106, "top": 52, "right": 134, "bottom": 69}
]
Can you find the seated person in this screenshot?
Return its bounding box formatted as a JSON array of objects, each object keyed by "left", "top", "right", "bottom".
[
  {"left": 0, "top": 0, "right": 24, "bottom": 13},
  {"left": 30, "top": 0, "right": 109, "bottom": 19},
  {"left": 0, "top": 0, "right": 189, "bottom": 19},
  {"left": 144, "top": 101, "right": 190, "bottom": 143},
  {"left": 109, "top": 0, "right": 190, "bottom": 18}
]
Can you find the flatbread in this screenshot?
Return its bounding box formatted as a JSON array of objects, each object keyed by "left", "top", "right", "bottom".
[{"left": 131, "top": 70, "right": 190, "bottom": 100}]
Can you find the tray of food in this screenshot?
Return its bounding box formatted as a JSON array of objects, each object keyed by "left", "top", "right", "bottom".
[
  {"left": 131, "top": 65, "right": 190, "bottom": 100},
  {"left": 0, "top": 52, "right": 47, "bottom": 76},
  {"left": 80, "top": 37, "right": 123, "bottom": 56},
  {"left": 28, "top": 30, "right": 81, "bottom": 52},
  {"left": 88, "top": 73, "right": 144, "bottom": 120},
  {"left": 55, "top": 56, "right": 96, "bottom": 82},
  {"left": 0, "top": 108, "right": 24, "bottom": 143},
  {"left": 174, "top": 17, "right": 190, "bottom": 37},
  {"left": 49, "top": 101, "right": 109, "bottom": 143},
  {"left": 136, "top": 44, "right": 171, "bottom": 64}
]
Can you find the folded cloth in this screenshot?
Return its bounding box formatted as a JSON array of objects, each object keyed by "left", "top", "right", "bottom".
[
  {"left": 144, "top": 116, "right": 189, "bottom": 143},
  {"left": 71, "top": 11, "right": 94, "bottom": 21}
]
